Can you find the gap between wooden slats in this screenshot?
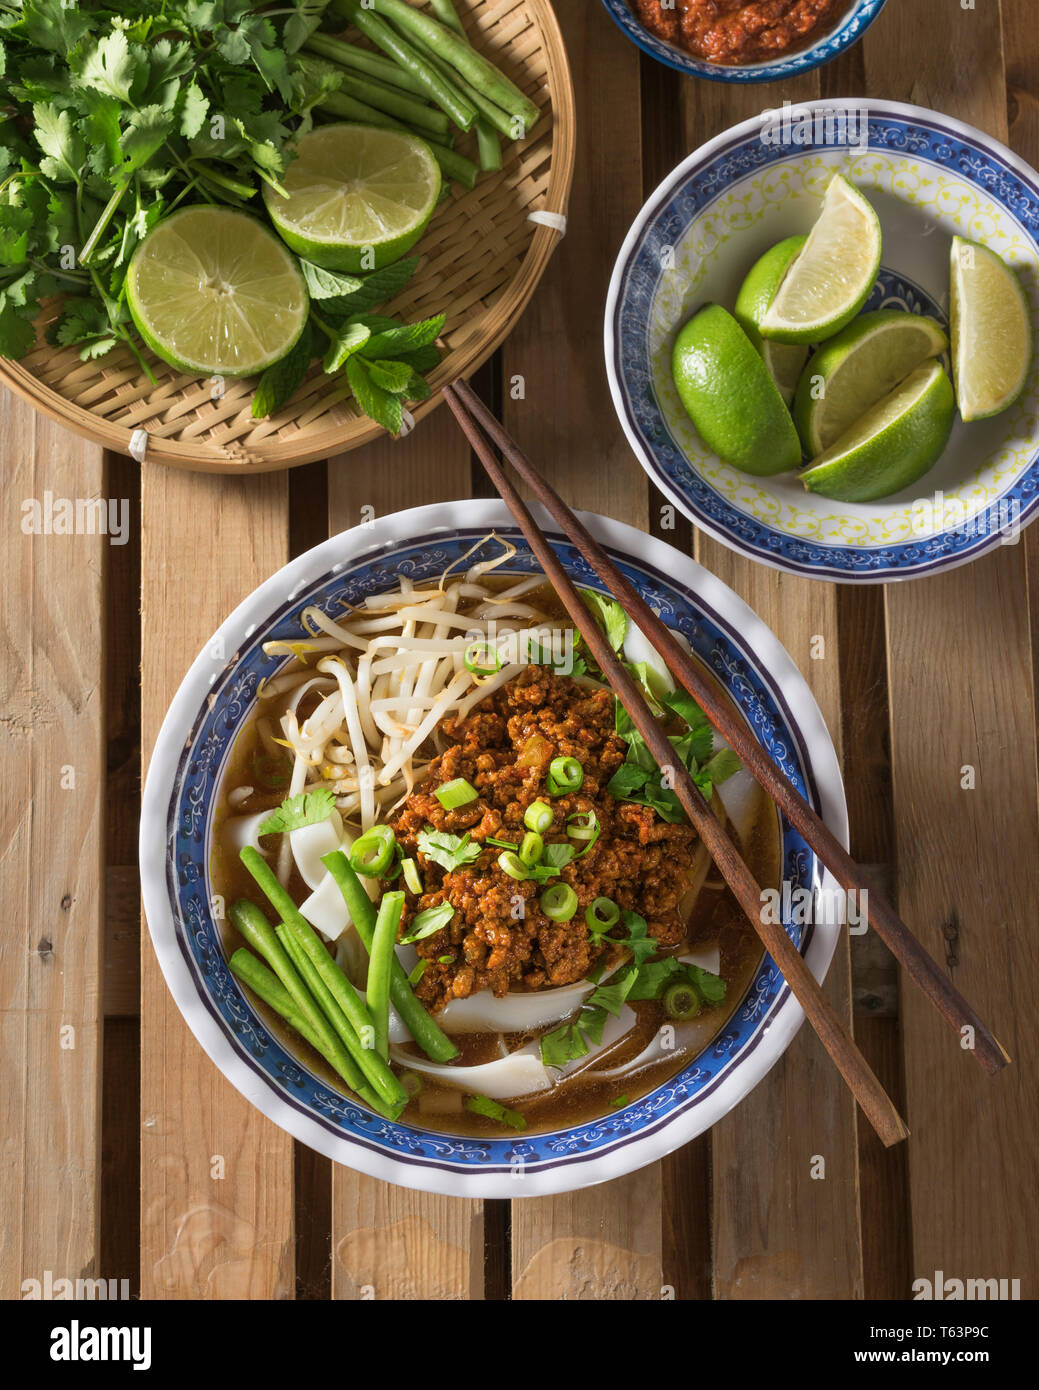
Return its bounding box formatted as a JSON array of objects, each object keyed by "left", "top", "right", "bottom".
[
  {"left": 500, "top": 6, "right": 668, "bottom": 1301},
  {"left": 138, "top": 466, "right": 296, "bottom": 1298},
  {"left": 864, "top": 0, "right": 1039, "bottom": 1299},
  {"left": 679, "top": 77, "right": 864, "bottom": 1300},
  {"left": 326, "top": 409, "right": 485, "bottom": 1301},
  {"left": 0, "top": 397, "right": 106, "bottom": 1299}
]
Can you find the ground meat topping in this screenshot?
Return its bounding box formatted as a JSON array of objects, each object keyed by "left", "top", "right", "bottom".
[
  {"left": 632, "top": 0, "right": 850, "bottom": 66},
  {"left": 391, "top": 666, "right": 698, "bottom": 1011}
]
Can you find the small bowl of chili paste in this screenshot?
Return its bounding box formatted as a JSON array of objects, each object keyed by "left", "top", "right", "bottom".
[{"left": 601, "top": 0, "right": 888, "bottom": 82}]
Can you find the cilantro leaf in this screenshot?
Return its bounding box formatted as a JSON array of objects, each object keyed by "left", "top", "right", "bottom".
[
  {"left": 625, "top": 956, "right": 682, "bottom": 1001},
  {"left": 587, "top": 966, "right": 639, "bottom": 1017},
  {"left": 400, "top": 900, "right": 454, "bottom": 945},
  {"left": 580, "top": 589, "right": 628, "bottom": 652},
  {"left": 33, "top": 102, "right": 86, "bottom": 184},
  {"left": 0, "top": 301, "right": 36, "bottom": 358},
  {"left": 258, "top": 788, "right": 336, "bottom": 835},
  {"left": 416, "top": 828, "right": 482, "bottom": 874},
  {"left": 688, "top": 964, "right": 726, "bottom": 1004}
]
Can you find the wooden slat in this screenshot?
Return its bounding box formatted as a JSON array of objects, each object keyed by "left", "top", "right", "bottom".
[
  {"left": 327, "top": 410, "right": 485, "bottom": 1300},
  {"left": 861, "top": 0, "right": 1039, "bottom": 1298},
  {"left": 679, "top": 78, "right": 864, "bottom": 1299},
  {"left": 0, "top": 394, "right": 106, "bottom": 1298},
  {"left": 502, "top": 5, "right": 665, "bottom": 1300},
  {"left": 139, "top": 467, "right": 296, "bottom": 1299}
]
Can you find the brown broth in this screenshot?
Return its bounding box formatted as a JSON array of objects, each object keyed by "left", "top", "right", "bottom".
[{"left": 210, "top": 576, "right": 781, "bottom": 1138}]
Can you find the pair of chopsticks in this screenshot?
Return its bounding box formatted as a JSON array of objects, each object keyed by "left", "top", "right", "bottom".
[{"left": 443, "top": 377, "right": 1011, "bottom": 1149}]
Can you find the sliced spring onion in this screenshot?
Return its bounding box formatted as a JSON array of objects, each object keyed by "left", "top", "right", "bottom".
[
  {"left": 400, "top": 900, "right": 455, "bottom": 944},
  {"left": 401, "top": 1070, "right": 425, "bottom": 1097},
  {"left": 585, "top": 896, "right": 620, "bottom": 933},
  {"left": 497, "top": 850, "right": 528, "bottom": 880},
  {"left": 523, "top": 799, "right": 553, "bottom": 834},
  {"left": 609, "top": 1094, "right": 630, "bottom": 1109},
  {"left": 435, "top": 777, "right": 478, "bottom": 810},
  {"left": 349, "top": 823, "right": 396, "bottom": 877},
  {"left": 408, "top": 958, "right": 428, "bottom": 986},
  {"left": 567, "top": 809, "right": 601, "bottom": 857},
  {"left": 402, "top": 857, "right": 423, "bottom": 895},
  {"left": 519, "top": 831, "right": 543, "bottom": 866},
  {"left": 664, "top": 980, "right": 701, "bottom": 1020},
  {"left": 546, "top": 756, "right": 583, "bottom": 796},
  {"left": 463, "top": 640, "right": 503, "bottom": 677},
  {"left": 465, "top": 1093, "right": 527, "bottom": 1131},
  {"left": 485, "top": 835, "right": 518, "bottom": 852},
  {"left": 541, "top": 883, "right": 578, "bottom": 922}
]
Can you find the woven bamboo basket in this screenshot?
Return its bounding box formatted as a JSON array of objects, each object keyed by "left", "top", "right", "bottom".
[{"left": 0, "top": 0, "right": 574, "bottom": 473}]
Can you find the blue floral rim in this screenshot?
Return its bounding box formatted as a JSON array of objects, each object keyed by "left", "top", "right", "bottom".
[
  {"left": 161, "top": 527, "right": 830, "bottom": 1175},
  {"left": 599, "top": 0, "right": 888, "bottom": 84}
]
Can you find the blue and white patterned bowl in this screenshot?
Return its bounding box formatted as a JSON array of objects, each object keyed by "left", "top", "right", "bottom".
[
  {"left": 599, "top": 0, "right": 888, "bottom": 83},
  {"left": 139, "top": 501, "right": 847, "bottom": 1197},
  {"left": 605, "top": 99, "right": 1039, "bottom": 583}
]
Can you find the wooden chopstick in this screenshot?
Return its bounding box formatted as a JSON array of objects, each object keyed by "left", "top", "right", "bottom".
[
  {"left": 446, "top": 378, "right": 1011, "bottom": 1080},
  {"left": 444, "top": 381, "right": 910, "bottom": 1148}
]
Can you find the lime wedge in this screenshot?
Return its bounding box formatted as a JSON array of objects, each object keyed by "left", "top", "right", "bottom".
[
  {"left": 671, "top": 304, "right": 802, "bottom": 476},
  {"left": 793, "top": 309, "right": 948, "bottom": 455},
  {"left": 759, "top": 174, "right": 881, "bottom": 344},
  {"left": 264, "top": 123, "right": 441, "bottom": 273},
  {"left": 126, "top": 207, "right": 309, "bottom": 377},
  {"left": 734, "top": 235, "right": 809, "bottom": 404},
  {"left": 950, "top": 236, "right": 1033, "bottom": 421},
  {"left": 800, "top": 361, "right": 954, "bottom": 502}
]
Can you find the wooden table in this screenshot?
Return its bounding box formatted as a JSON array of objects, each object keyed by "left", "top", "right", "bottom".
[{"left": 4, "top": 0, "right": 1038, "bottom": 1302}]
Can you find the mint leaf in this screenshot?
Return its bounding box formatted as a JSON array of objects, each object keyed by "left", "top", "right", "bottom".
[
  {"left": 322, "top": 320, "right": 370, "bottom": 374},
  {"left": 345, "top": 353, "right": 402, "bottom": 434},
  {"left": 300, "top": 261, "right": 364, "bottom": 301},
  {"left": 366, "top": 357, "right": 412, "bottom": 393},
  {"left": 258, "top": 787, "right": 336, "bottom": 835},
  {"left": 318, "top": 256, "right": 419, "bottom": 314},
  {"left": 252, "top": 320, "right": 312, "bottom": 418},
  {"left": 360, "top": 312, "right": 444, "bottom": 359}
]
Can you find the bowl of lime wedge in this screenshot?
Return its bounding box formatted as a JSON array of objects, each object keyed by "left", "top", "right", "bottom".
[{"left": 605, "top": 99, "right": 1039, "bottom": 583}]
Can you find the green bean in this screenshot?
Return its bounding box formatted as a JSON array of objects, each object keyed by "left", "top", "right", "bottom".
[
  {"left": 333, "top": 69, "right": 451, "bottom": 137},
  {"left": 228, "top": 948, "right": 393, "bottom": 1115},
  {"left": 315, "top": 89, "right": 406, "bottom": 132},
  {"left": 230, "top": 900, "right": 336, "bottom": 1057},
  {"left": 422, "top": 4, "right": 506, "bottom": 165},
  {"left": 337, "top": 0, "right": 477, "bottom": 131},
  {"left": 425, "top": 138, "right": 479, "bottom": 189},
  {"left": 424, "top": 46, "right": 517, "bottom": 141},
  {"left": 347, "top": 0, "right": 540, "bottom": 133},
  {"left": 322, "top": 850, "right": 459, "bottom": 1063},
  {"left": 239, "top": 848, "right": 408, "bottom": 1110},
  {"left": 368, "top": 890, "right": 404, "bottom": 1061},
  {"left": 303, "top": 32, "right": 431, "bottom": 97}
]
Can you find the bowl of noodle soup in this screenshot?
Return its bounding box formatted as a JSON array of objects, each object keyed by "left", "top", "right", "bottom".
[{"left": 140, "top": 499, "right": 846, "bottom": 1196}]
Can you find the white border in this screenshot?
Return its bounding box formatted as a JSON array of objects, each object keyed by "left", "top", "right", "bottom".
[
  {"left": 604, "top": 98, "right": 1039, "bottom": 586},
  {"left": 140, "top": 500, "right": 848, "bottom": 1197}
]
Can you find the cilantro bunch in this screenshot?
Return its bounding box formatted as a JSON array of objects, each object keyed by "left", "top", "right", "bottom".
[{"left": 0, "top": 0, "right": 441, "bottom": 431}]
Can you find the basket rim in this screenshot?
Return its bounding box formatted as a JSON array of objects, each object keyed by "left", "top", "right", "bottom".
[{"left": 0, "top": 0, "right": 575, "bottom": 474}]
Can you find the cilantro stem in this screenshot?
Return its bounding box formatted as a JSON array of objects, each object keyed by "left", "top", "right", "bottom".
[{"left": 79, "top": 182, "right": 130, "bottom": 267}]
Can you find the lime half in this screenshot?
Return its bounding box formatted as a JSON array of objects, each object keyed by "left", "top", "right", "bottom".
[
  {"left": 671, "top": 304, "right": 803, "bottom": 476},
  {"left": 264, "top": 124, "right": 441, "bottom": 273},
  {"left": 126, "top": 207, "right": 309, "bottom": 377},
  {"left": 734, "top": 235, "right": 809, "bottom": 404},
  {"left": 800, "top": 361, "right": 954, "bottom": 503},
  {"left": 793, "top": 309, "right": 948, "bottom": 455},
  {"left": 950, "top": 236, "right": 1033, "bottom": 421},
  {"left": 760, "top": 174, "right": 882, "bottom": 344}
]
